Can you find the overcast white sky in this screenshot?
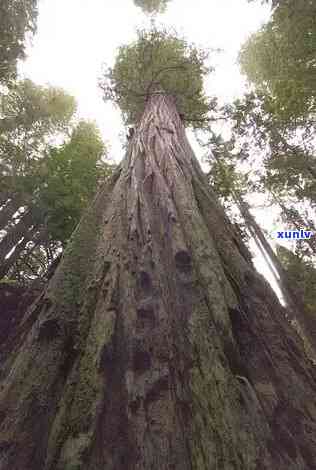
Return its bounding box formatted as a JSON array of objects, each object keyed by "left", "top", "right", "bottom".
[{"left": 20, "top": 0, "right": 284, "bottom": 297}]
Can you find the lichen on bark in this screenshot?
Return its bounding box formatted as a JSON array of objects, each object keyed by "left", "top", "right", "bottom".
[{"left": 0, "top": 92, "right": 315, "bottom": 470}]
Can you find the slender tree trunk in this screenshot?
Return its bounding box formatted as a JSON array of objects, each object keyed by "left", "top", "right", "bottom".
[
  {"left": 0, "top": 193, "right": 9, "bottom": 209},
  {"left": 236, "top": 197, "right": 293, "bottom": 304},
  {"left": 236, "top": 196, "right": 316, "bottom": 353},
  {"left": 0, "top": 195, "right": 21, "bottom": 231},
  {"left": 0, "top": 94, "right": 315, "bottom": 470},
  {"left": 0, "top": 226, "right": 46, "bottom": 279},
  {"left": 0, "top": 210, "right": 34, "bottom": 266}
]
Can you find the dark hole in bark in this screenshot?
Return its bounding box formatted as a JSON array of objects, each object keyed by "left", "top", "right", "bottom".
[
  {"left": 60, "top": 335, "right": 78, "bottom": 381},
  {"left": 120, "top": 454, "right": 128, "bottom": 465},
  {"left": 139, "top": 271, "right": 152, "bottom": 293},
  {"left": 109, "top": 287, "right": 119, "bottom": 310},
  {"left": 100, "top": 342, "right": 115, "bottom": 372},
  {"left": 129, "top": 396, "right": 141, "bottom": 414},
  {"left": 145, "top": 376, "right": 169, "bottom": 407},
  {"left": 228, "top": 306, "right": 247, "bottom": 336},
  {"left": 137, "top": 307, "right": 154, "bottom": 320},
  {"left": 42, "top": 298, "right": 52, "bottom": 313},
  {"left": 0, "top": 441, "right": 12, "bottom": 452},
  {"left": 136, "top": 306, "right": 155, "bottom": 330},
  {"left": 0, "top": 409, "right": 5, "bottom": 425},
  {"left": 223, "top": 339, "right": 249, "bottom": 379},
  {"left": 175, "top": 250, "right": 192, "bottom": 274},
  {"left": 237, "top": 390, "right": 246, "bottom": 407},
  {"left": 179, "top": 399, "right": 192, "bottom": 426},
  {"left": 266, "top": 437, "right": 281, "bottom": 462},
  {"left": 38, "top": 318, "right": 61, "bottom": 342},
  {"left": 244, "top": 270, "right": 255, "bottom": 286},
  {"left": 227, "top": 307, "right": 256, "bottom": 383},
  {"left": 133, "top": 349, "right": 152, "bottom": 374},
  {"left": 102, "top": 261, "right": 111, "bottom": 278}
]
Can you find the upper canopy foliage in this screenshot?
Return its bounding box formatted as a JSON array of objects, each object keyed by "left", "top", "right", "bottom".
[
  {"left": 39, "top": 120, "right": 109, "bottom": 242},
  {"left": 225, "top": 91, "right": 316, "bottom": 207},
  {"left": 0, "top": 79, "right": 76, "bottom": 136},
  {"left": 239, "top": 0, "right": 316, "bottom": 126},
  {"left": 0, "top": 0, "right": 38, "bottom": 85},
  {"left": 133, "top": 0, "right": 171, "bottom": 14},
  {"left": 0, "top": 79, "right": 76, "bottom": 193},
  {"left": 100, "top": 26, "right": 212, "bottom": 127}
]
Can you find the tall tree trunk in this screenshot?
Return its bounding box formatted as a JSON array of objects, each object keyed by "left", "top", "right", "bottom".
[
  {"left": 236, "top": 197, "right": 294, "bottom": 306},
  {"left": 0, "top": 93, "right": 315, "bottom": 470},
  {"left": 0, "top": 210, "right": 34, "bottom": 266}
]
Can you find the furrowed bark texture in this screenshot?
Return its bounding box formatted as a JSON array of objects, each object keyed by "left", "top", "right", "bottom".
[{"left": 0, "top": 94, "right": 315, "bottom": 470}]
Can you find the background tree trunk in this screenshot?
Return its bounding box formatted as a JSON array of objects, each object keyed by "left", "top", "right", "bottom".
[
  {"left": 0, "top": 226, "right": 46, "bottom": 279},
  {"left": 0, "top": 210, "right": 34, "bottom": 266},
  {"left": 0, "top": 93, "right": 315, "bottom": 470},
  {"left": 237, "top": 198, "right": 300, "bottom": 302},
  {"left": 236, "top": 197, "right": 316, "bottom": 354},
  {"left": 0, "top": 195, "right": 21, "bottom": 231}
]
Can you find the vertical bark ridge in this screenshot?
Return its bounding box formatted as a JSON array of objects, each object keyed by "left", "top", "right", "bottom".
[{"left": 0, "top": 93, "right": 315, "bottom": 470}]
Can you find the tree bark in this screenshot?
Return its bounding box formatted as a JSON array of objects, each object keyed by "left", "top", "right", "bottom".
[{"left": 0, "top": 93, "right": 315, "bottom": 470}]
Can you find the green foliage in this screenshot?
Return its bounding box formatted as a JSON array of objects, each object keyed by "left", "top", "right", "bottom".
[
  {"left": 223, "top": 92, "right": 316, "bottom": 256},
  {"left": 248, "top": 1, "right": 289, "bottom": 10},
  {"left": 133, "top": 0, "right": 171, "bottom": 14},
  {"left": 39, "top": 121, "right": 108, "bottom": 242},
  {"left": 277, "top": 245, "right": 316, "bottom": 317},
  {"left": 4, "top": 120, "right": 114, "bottom": 284},
  {"left": 0, "top": 79, "right": 76, "bottom": 140},
  {"left": 0, "top": 81, "right": 113, "bottom": 282},
  {"left": 100, "top": 26, "right": 212, "bottom": 126},
  {"left": 233, "top": 1, "right": 316, "bottom": 259},
  {"left": 226, "top": 92, "right": 316, "bottom": 208},
  {"left": 203, "top": 133, "right": 244, "bottom": 202},
  {"left": 239, "top": 0, "right": 316, "bottom": 126},
  {"left": 0, "top": 0, "right": 38, "bottom": 85},
  {"left": 0, "top": 79, "right": 76, "bottom": 198}
]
